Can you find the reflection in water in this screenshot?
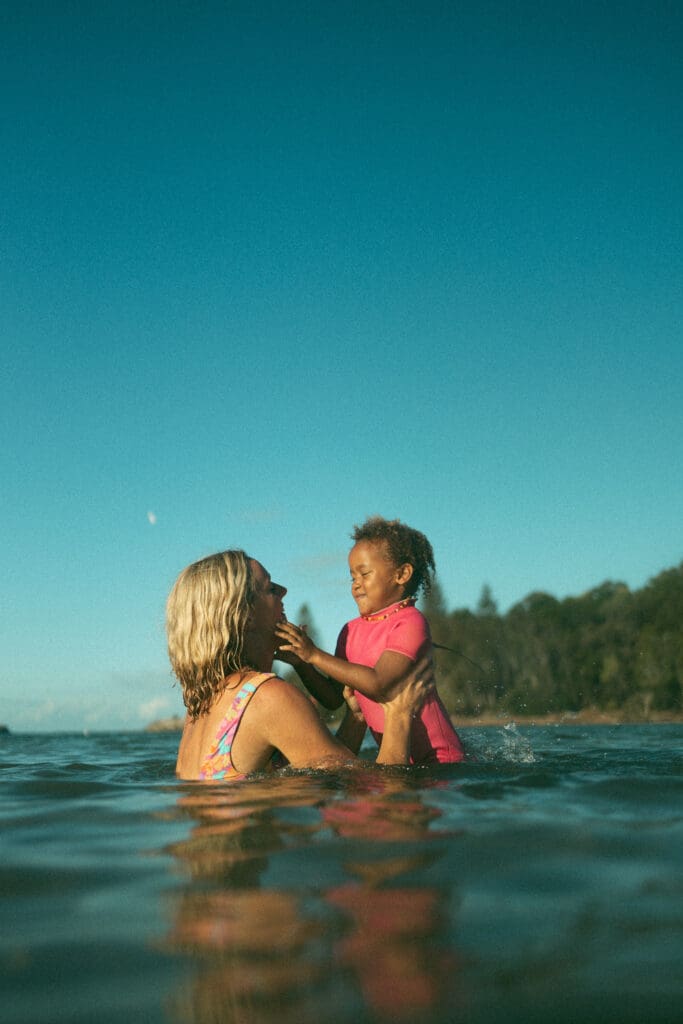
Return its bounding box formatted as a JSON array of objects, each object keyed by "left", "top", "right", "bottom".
[
  {"left": 328, "top": 886, "right": 454, "bottom": 1019},
  {"left": 324, "top": 778, "right": 461, "bottom": 1020},
  {"left": 163, "top": 770, "right": 462, "bottom": 1023},
  {"left": 165, "top": 777, "right": 331, "bottom": 1023}
]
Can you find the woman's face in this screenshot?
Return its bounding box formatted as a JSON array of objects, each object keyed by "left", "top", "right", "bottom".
[{"left": 247, "top": 560, "right": 287, "bottom": 639}]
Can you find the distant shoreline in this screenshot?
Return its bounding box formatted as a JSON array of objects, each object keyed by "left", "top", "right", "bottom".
[
  {"left": 452, "top": 708, "right": 683, "bottom": 727},
  {"left": 143, "top": 709, "right": 683, "bottom": 733},
  {"left": 145, "top": 716, "right": 184, "bottom": 732}
]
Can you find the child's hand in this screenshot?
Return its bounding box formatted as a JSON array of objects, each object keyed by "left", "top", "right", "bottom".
[
  {"left": 273, "top": 645, "right": 300, "bottom": 667},
  {"left": 274, "top": 621, "right": 318, "bottom": 663},
  {"left": 343, "top": 686, "right": 366, "bottom": 723}
]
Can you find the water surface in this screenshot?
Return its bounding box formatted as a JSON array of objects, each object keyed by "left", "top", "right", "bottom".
[{"left": 1, "top": 725, "right": 681, "bottom": 1023}]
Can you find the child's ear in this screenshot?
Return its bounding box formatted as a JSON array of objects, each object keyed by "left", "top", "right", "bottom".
[{"left": 396, "top": 563, "right": 413, "bottom": 587}]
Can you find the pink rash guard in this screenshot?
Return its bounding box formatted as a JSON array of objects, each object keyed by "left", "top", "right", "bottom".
[{"left": 335, "top": 600, "right": 465, "bottom": 764}]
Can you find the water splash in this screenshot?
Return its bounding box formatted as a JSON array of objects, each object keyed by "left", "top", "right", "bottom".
[
  {"left": 500, "top": 722, "right": 536, "bottom": 763},
  {"left": 460, "top": 722, "right": 537, "bottom": 764}
]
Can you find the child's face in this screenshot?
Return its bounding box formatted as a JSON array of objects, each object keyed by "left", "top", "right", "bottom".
[{"left": 348, "top": 540, "right": 411, "bottom": 616}]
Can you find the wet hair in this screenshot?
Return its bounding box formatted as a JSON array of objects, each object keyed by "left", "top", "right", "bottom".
[
  {"left": 166, "top": 550, "right": 256, "bottom": 719},
  {"left": 351, "top": 516, "right": 436, "bottom": 597}
]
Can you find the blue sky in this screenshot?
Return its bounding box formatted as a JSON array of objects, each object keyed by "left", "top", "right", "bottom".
[{"left": 2, "top": 1, "right": 681, "bottom": 732}]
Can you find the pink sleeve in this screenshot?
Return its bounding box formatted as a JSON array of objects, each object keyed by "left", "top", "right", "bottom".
[{"left": 383, "top": 611, "right": 430, "bottom": 660}]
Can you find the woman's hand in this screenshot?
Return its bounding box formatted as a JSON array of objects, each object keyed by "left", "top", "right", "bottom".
[
  {"left": 274, "top": 621, "right": 318, "bottom": 663},
  {"left": 380, "top": 653, "right": 435, "bottom": 721},
  {"left": 375, "top": 654, "right": 435, "bottom": 765}
]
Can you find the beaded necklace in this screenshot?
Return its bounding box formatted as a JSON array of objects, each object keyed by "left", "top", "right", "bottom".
[{"left": 361, "top": 596, "right": 417, "bottom": 623}]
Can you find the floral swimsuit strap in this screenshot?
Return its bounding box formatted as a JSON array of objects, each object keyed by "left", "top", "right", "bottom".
[{"left": 199, "top": 672, "right": 277, "bottom": 781}]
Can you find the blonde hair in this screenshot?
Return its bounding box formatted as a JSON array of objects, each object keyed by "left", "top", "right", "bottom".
[{"left": 166, "top": 550, "right": 255, "bottom": 719}]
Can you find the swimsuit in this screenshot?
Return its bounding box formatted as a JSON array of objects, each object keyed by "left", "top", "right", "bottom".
[
  {"left": 199, "top": 672, "right": 277, "bottom": 781},
  {"left": 336, "top": 600, "right": 465, "bottom": 765}
]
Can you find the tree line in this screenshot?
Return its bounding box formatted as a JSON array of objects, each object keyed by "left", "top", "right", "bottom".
[{"left": 421, "top": 562, "right": 683, "bottom": 718}]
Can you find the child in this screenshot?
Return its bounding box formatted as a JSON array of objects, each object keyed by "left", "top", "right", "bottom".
[{"left": 276, "top": 516, "right": 465, "bottom": 764}]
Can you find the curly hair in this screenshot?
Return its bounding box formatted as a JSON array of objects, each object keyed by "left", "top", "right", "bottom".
[
  {"left": 351, "top": 516, "right": 436, "bottom": 597},
  {"left": 166, "top": 550, "right": 256, "bottom": 719}
]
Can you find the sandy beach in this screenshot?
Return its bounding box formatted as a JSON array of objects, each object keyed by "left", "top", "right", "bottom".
[{"left": 453, "top": 708, "right": 683, "bottom": 727}]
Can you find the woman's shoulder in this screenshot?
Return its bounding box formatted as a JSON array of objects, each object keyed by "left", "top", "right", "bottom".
[
  {"left": 246, "top": 675, "right": 331, "bottom": 742},
  {"left": 249, "top": 673, "right": 316, "bottom": 711},
  {"left": 190, "top": 671, "right": 282, "bottom": 732},
  {"left": 214, "top": 668, "right": 279, "bottom": 699}
]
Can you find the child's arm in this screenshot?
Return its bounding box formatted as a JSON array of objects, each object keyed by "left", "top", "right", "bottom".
[
  {"left": 274, "top": 646, "right": 344, "bottom": 709},
  {"left": 275, "top": 622, "right": 413, "bottom": 701}
]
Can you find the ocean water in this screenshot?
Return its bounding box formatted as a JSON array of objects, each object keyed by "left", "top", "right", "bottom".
[{"left": 1, "top": 725, "right": 681, "bottom": 1024}]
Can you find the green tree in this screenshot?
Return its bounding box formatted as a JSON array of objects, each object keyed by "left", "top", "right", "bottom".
[{"left": 476, "top": 584, "right": 498, "bottom": 617}]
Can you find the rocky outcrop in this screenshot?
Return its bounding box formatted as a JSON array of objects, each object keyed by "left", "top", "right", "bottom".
[{"left": 145, "top": 716, "right": 184, "bottom": 732}]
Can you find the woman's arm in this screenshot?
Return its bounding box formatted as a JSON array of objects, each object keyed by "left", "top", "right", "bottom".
[
  {"left": 375, "top": 669, "right": 434, "bottom": 763},
  {"left": 251, "top": 656, "right": 434, "bottom": 769},
  {"left": 251, "top": 679, "right": 356, "bottom": 769}
]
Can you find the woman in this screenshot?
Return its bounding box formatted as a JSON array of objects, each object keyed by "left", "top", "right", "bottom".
[{"left": 166, "top": 550, "right": 434, "bottom": 780}]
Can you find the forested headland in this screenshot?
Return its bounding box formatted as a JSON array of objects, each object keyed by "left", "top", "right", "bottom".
[{"left": 422, "top": 562, "right": 683, "bottom": 721}]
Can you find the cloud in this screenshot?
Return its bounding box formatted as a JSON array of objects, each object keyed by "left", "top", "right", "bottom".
[
  {"left": 138, "top": 696, "right": 172, "bottom": 721},
  {"left": 5, "top": 667, "right": 182, "bottom": 732}
]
